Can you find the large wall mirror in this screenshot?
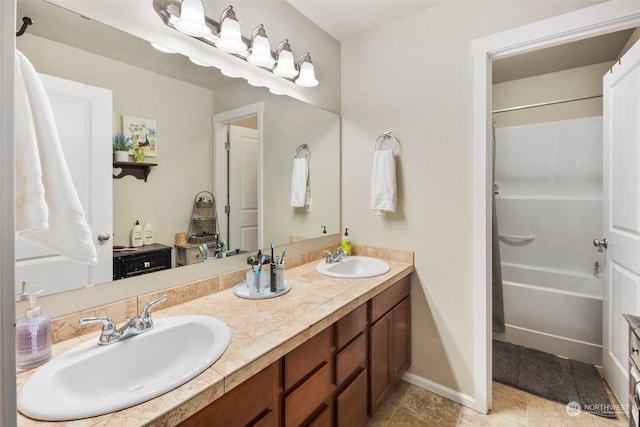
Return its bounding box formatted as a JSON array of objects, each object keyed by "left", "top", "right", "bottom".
[{"left": 15, "top": 0, "right": 340, "bottom": 302}]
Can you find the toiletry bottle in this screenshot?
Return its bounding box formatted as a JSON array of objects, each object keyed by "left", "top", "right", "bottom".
[
  {"left": 341, "top": 228, "right": 352, "bottom": 255},
  {"left": 143, "top": 221, "right": 154, "bottom": 245},
  {"left": 16, "top": 284, "right": 51, "bottom": 370},
  {"left": 131, "top": 220, "right": 143, "bottom": 247}
]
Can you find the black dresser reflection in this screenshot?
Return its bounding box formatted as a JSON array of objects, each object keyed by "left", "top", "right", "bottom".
[{"left": 113, "top": 243, "right": 172, "bottom": 280}]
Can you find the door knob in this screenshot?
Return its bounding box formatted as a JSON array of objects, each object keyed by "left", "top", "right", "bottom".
[
  {"left": 593, "top": 238, "right": 608, "bottom": 252},
  {"left": 97, "top": 233, "right": 111, "bottom": 242}
]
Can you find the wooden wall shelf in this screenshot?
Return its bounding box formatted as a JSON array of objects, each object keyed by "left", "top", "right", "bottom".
[{"left": 113, "top": 161, "right": 157, "bottom": 182}]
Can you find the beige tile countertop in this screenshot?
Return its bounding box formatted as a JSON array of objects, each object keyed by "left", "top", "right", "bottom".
[{"left": 16, "top": 248, "right": 413, "bottom": 426}]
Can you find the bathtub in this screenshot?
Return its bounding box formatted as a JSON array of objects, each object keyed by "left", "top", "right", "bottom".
[{"left": 498, "top": 261, "right": 603, "bottom": 365}]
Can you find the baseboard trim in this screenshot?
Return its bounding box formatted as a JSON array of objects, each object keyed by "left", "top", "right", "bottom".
[{"left": 401, "top": 371, "right": 481, "bottom": 412}]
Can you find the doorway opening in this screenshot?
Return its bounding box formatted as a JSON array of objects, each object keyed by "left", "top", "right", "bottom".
[
  {"left": 213, "top": 102, "right": 264, "bottom": 254},
  {"left": 471, "top": 3, "right": 640, "bottom": 415},
  {"left": 490, "top": 29, "right": 638, "bottom": 419}
]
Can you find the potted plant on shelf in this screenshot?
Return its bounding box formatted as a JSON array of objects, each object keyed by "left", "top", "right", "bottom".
[{"left": 113, "top": 133, "right": 133, "bottom": 162}]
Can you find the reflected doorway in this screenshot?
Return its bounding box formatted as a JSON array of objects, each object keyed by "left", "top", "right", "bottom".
[
  {"left": 213, "top": 102, "right": 264, "bottom": 253},
  {"left": 225, "top": 119, "right": 258, "bottom": 252}
]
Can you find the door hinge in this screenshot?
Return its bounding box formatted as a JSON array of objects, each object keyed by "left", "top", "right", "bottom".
[
  {"left": 225, "top": 205, "right": 230, "bottom": 214},
  {"left": 225, "top": 142, "right": 230, "bottom": 151}
]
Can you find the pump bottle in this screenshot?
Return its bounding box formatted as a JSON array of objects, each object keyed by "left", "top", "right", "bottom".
[
  {"left": 16, "top": 282, "right": 51, "bottom": 369},
  {"left": 131, "top": 220, "right": 143, "bottom": 247},
  {"left": 341, "top": 228, "right": 352, "bottom": 255}
]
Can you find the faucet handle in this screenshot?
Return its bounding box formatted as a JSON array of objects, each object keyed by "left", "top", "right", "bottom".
[
  {"left": 79, "top": 316, "right": 116, "bottom": 334},
  {"left": 141, "top": 295, "right": 167, "bottom": 321}
]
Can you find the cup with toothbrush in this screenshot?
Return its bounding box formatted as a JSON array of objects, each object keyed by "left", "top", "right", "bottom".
[{"left": 246, "top": 255, "right": 262, "bottom": 295}]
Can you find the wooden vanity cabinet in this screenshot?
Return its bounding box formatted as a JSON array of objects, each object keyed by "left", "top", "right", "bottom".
[
  {"left": 368, "top": 276, "right": 411, "bottom": 416},
  {"left": 334, "top": 304, "right": 368, "bottom": 426},
  {"left": 176, "top": 275, "right": 412, "bottom": 426},
  {"left": 178, "top": 360, "right": 281, "bottom": 427}
]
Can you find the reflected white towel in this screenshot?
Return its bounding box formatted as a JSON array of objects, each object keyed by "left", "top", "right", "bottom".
[
  {"left": 15, "top": 50, "right": 97, "bottom": 264},
  {"left": 370, "top": 150, "right": 396, "bottom": 214},
  {"left": 290, "top": 157, "right": 308, "bottom": 207}
]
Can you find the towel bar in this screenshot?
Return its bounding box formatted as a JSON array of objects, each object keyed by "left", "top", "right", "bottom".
[
  {"left": 294, "top": 143, "right": 310, "bottom": 159},
  {"left": 374, "top": 132, "right": 398, "bottom": 151}
]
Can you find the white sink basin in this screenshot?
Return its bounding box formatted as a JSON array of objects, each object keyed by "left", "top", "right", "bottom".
[
  {"left": 316, "top": 256, "right": 390, "bottom": 278},
  {"left": 18, "top": 315, "right": 231, "bottom": 421}
]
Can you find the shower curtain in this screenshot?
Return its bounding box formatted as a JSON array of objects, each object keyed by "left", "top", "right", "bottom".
[{"left": 492, "top": 121, "right": 505, "bottom": 332}]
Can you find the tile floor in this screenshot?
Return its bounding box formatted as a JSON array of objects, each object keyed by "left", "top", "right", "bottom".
[{"left": 368, "top": 380, "right": 629, "bottom": 427}]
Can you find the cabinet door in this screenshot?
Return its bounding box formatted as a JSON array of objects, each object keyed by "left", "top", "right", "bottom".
[
  {"left": 393, "top": 297, "right": 411, "bottom": 383},
  {"left": 369, "top": 310, "right": 393, "bottom": 415},
  {"left": 336, "top": 368, "right": 368, "bottom": 427}
]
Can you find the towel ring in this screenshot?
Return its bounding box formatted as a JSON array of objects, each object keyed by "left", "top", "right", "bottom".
[
  {"left": 374, "top": 132, "right": 398, "bottom": 152},
  {"left": 294, "top": 143, "right": 310, "bottom": 159}
]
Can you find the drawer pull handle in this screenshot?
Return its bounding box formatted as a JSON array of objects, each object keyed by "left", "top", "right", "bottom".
[{"left": 633, "top": 347, "right": 639, "bottom": 355}]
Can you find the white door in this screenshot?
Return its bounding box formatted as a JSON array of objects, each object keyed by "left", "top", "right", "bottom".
[
  {"left": 602, "top": 39, "right": 640, "bottom": 410},
  {"left": 226, "top": 125, "right": 258, "bottom": 252},
  {"left": 15, "top": 74, "right": 112, "bottom": 295}
]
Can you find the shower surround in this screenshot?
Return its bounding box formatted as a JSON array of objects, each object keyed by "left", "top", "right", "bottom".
[{"left": 494, "top": 116, "right": 603, "bottom": 365}]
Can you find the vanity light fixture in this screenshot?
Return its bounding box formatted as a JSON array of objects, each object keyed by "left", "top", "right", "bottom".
[
  {"left": 174, "top": 0, "right": 211, "bottom": 37},
  {"left": 295, "top": 53, "right": 319, "bottom": 87},
  {"left": 273, "top": 40, "right": 298, "bottom": 79},
  {"left": 247, "top": 25, "right": 275, "bottom": 68},
  {"left": 152, "top": 0, "right": 319, "bottom": 89},
  {"left": 216, "top": 5, "right": 246, "bottom": 54}
]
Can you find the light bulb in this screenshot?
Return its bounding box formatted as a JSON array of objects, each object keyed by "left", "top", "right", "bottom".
[
  {"left": 296, "top": 61, "right": 318, "bottom": 87},
  {"left": 274, "top": 49, "right": 298, "bottom": 78},
  {"left": 174, "top": 0, "right": 211, "bottom": 37},
  {"left": 216, "top": 6, "right": 246, "bottom": 53}
]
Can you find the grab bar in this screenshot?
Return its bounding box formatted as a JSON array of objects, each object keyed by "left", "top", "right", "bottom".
[{"left": 498, "top": 233, "right": 535, "bottom": 243}]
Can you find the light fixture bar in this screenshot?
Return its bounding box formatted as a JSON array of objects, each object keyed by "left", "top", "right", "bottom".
[{"left": 152, "top": 0, "right": 318, "bottom": 88}]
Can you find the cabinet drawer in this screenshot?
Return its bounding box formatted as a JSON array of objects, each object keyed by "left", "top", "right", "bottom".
[
  {"left": 336, "top": 368, "right": 368, "bottom": 427},
  {"left": 179, "top": 361, "right": 279, "bottom": 427},
  {"left": 336, "top": 332, "right": 366, "bottom": 387},
  {"left": 285, "top": 362, "right": 332, "bottom": 427},
  {"left": 336, "top": 303, "right": 367, "bottom": 351},
  {"left": 251, "top": 410, "right": 274, "bottom": 427},
  {"left": 285, "top": 326, "right": 333, "bottom": 390},
  {"left": 308, "top": 405, "right": 331, "bottom": 427},
  {"left": 370, "top": 277, "right": 410, "bottom": 323}
]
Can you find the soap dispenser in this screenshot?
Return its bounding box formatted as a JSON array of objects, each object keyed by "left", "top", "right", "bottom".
[
  {"left": 143, "top": 221, "right": 154, "bottom": 245},
  {"left": 131, "top": 220, "right": 143, "bottom": 247},
  {"left": 16, "top": 282, "right": 51, "bottom": 370},
  {"left": 341, "top": 228, "right": 352, "bottom": 255}
]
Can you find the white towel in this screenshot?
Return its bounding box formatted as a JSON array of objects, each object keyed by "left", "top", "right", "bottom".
[
  {"left": 15, "top": 50, "right": 97, "bottom": 264},
  {"left": 370, "top": 150, "right": 396, "bottom": 215},
  {"left": 290, "top": 157, "right": 308, "bottom": 207}
]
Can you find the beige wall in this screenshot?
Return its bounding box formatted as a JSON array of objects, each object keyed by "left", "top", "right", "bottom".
[
  {"left": 340, "top": 0, "right": 602, "bottom": 399},
  {"left": 17, "top": 34, "right": 214, "bottom": 251},
  {"left": 493, "top": 62, "right": 610, "bottom": 127}
]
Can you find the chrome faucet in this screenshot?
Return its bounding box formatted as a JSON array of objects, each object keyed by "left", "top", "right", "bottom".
[
  {"left": 79, "top": 295, "right": 167, "bottom": 345},
  {"left": 323, "top": 245, "right": 349, "bottom": 263}
]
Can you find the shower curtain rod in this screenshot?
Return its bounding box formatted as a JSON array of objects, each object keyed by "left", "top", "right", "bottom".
[{"left": 492, "top": 94, "right": 602, "bottom": 114}]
